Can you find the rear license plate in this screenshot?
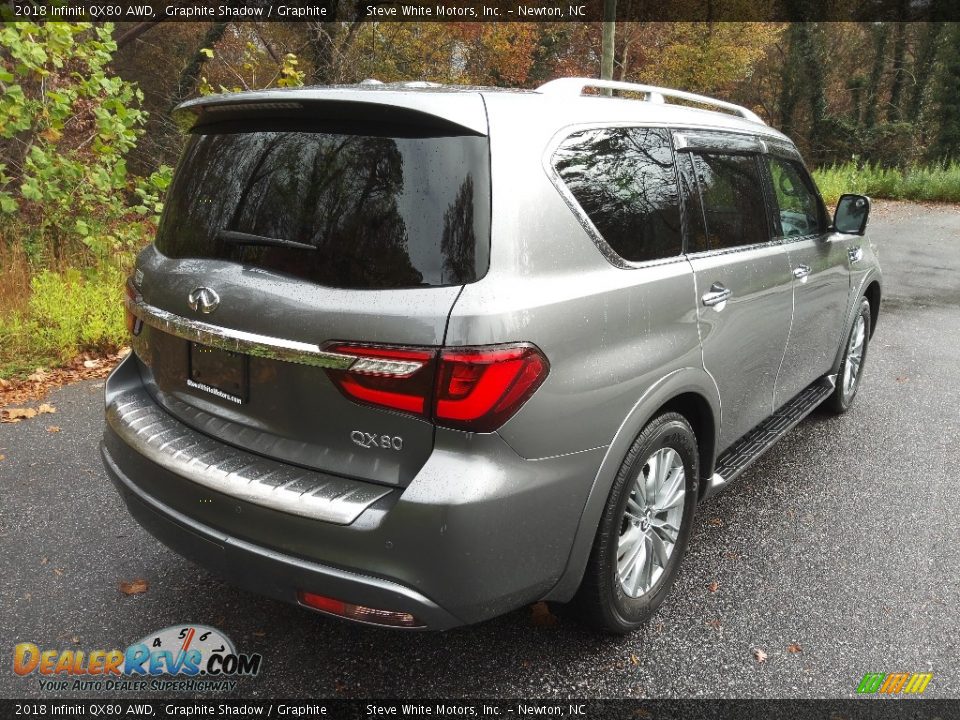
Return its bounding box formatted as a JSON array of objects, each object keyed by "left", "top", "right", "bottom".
[{"left": 188, "top": 343, "right": 247, "bottom": 405}]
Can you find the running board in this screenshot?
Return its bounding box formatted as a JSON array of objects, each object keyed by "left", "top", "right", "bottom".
[{"left": 704, "top": 376, "right": 835, "bottom": 499}]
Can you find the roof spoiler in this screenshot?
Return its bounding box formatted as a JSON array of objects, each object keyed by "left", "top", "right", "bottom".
[{"left": 172, "top": 88, "right": 489, "bottom": 136}]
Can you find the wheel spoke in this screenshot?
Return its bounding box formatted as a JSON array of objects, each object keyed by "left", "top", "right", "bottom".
[
  {"left": 628, "top": 537, "right": 649, "bottom": 595},
  {"left": 651, "top": 520, "right": 679, "bottom": 544},
  {"left": 649, "top": 531, "right": 669, "bottom": 568}
]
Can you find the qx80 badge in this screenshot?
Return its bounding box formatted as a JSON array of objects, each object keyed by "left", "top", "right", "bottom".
[{"left": 351, "top": 430, "right": 403, "bottom": 451}]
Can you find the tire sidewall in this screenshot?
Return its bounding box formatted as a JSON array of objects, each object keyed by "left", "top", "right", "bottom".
[
  {"left": 839, "top": 298, "right": 872, "bottom": 409},
  {"left": 598, "top": 415, "right": 699, "bottom": 631}
]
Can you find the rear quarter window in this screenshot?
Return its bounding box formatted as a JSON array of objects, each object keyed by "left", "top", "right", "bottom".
[
  {"left": 552, "top": 127, "right": 683, "bottom": 264},
  {"left": 155, "top": 128, "right": 491, "bottom": 289}
]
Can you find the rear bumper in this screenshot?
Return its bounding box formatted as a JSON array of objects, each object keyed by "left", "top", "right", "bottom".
[
  {"left": 102, "top": 441, "right": 460, "bottom": 629},
  {"left": 102, "top": 354, "right": 606, "bottom": 629}
]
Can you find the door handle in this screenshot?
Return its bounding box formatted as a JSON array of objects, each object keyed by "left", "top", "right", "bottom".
[
  {"left": 848, "top": 246, "right": 863, "bottom": 264},
  {"left": 792, "top": 264, "right": 811, "bottom": 280},
  {"left": 702, "top": 283, "right": 732, "bottom": 308}
]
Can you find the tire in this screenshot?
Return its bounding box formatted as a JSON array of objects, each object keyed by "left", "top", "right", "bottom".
[
  {"left": 573, "top": 412, "right": 699, "bottom": 634},
  {"left": 827, "top": 297, "right": 871, "bottom": 414}
]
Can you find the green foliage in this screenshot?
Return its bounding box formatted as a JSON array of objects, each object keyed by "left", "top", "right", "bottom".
[
  {"left": 0, "top": 21, "right": 170, "bottom": 262},
  {"left": 0, "top": 264, "right": 126, "bottom": 377},
  {"left": 198, "top": 44, "right": 305, "bottom": 96},
  {"left": 813, "top": 162, "right": 960, "bottom": 205}
]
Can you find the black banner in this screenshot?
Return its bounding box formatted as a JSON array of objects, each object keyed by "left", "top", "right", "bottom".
[
  {"left": 5, "top": 0, "right": 960, "bottom": 23},
  {"left": 2, "top": 699, "right": 959, "bottom": 720}
]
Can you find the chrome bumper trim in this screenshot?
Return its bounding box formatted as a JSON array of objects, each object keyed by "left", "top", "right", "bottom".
[
  {"left": 106, "top": 388, "right": 392, "bottom": 524},
  {"left": 126, "top": 296, "right": 356, "bottom": 370}
]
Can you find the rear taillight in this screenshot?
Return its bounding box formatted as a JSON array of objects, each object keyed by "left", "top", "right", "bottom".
[
  {"left": 325, "top": 344, "right": 436, "bottom": 415},
  {"left": 434, "top": 345, "right": 549, "bottom": 432},
  {"left": 124, "top": 281, "right": 141, "bottom": 336},
  {"left": 324, "top": 342, "right": 549, "bottom": 432}
]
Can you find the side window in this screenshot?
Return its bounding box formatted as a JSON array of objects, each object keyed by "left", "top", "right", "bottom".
[
  {"left": 690, "top": 153, "right": 769, "bottom": 250},
  {"left": 766, "top": 156, "right": 826, "bottom": 237},
  {"left": 552, "top": 127, "right": 682, "bottom": 263},
  {"left": 677, "top": 153, "right": 708, "bottom": 254}
]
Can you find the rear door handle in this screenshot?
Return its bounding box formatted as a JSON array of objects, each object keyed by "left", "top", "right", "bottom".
[
  {"left": 848, "top": 246, "right": 863, "bottom": 264},
  {"left": 702, "top": 283, "right": 732, "bottom": 308},
  {"left": 792, "top": 264, "right": 811, "bottom": 280}
]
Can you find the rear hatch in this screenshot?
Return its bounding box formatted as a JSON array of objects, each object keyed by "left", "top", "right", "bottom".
[{"left": 130, "top": 92, "right": 491, "bottom": 486}]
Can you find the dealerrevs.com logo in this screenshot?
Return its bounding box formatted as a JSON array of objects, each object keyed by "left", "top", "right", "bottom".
[{"left": 13, "top": 624, "right": 262, "bottom": 692}]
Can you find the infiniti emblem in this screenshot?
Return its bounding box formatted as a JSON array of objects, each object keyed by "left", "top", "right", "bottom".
[{"left": 188, "top": 287, "right": 220, "bottom": 314}]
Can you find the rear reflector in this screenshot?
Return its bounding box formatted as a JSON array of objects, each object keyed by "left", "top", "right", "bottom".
[
  {"left": 297, "top": 591, "right": 421, "bottom": 628},
  {"left": 324, "top": 342, "right": 549, "bottom": 432}
]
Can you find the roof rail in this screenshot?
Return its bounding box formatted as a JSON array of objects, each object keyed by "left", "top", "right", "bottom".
[{"left": 536, "top": 77, "right": 765, "bottom": 125}]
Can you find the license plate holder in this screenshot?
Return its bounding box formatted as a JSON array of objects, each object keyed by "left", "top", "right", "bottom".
[{"left": 188, "top": 343, "right": 248, "bottom": 405}]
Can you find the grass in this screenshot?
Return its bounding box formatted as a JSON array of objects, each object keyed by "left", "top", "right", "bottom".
[
  {"left": 813, "top": 161, "right": 960, "bottom": 205},
  {"left": 0, "top": 263, "right": 128, "bottom": 380}
]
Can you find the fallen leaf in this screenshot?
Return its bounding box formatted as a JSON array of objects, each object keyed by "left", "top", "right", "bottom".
[
  {"left": 706, "top": 619, "right": 722, "bottom": 631},
  {"left": 47, "top": 426, "right": 61, "bottom": 433},
  {"left": 753, "top": 648, "right": 768, "bottom": 663},
  {"left": 53, "top": 568, "right": 63, "bottom": 576},
  {"left": 40, "top": 557, "right": 48, "bottom": 565},
  {"left": 707, "top": 517, "right": 723, "bottom": 527},
  {"left": 83, "top": 359, "right": 101, "bottom": 369},
  {"left": 723, "top": 551, "right": 740, "bottom": 560},
  {"left": 896, "top": 376, "right": 909, "bottom": 383},
  {"left": 3, "top": 407, "right": 37, "bottom": 420},
  {"left": 37, "top": 403, "right": 56, "bottom": 414},
  {"left": 530, "top": 601, "right": 559, "bottom": 627},
  {"left": 252, "top": 630, "right": 266, "bottom": 637},
  {"left": 707, "top": 580, "right": 720, "bottom": 593},
  {"left": 0, "top": 378, "right": 11, "bottom": 389},
  {"left": 630, "top": 654, "right": 639, "bottom": 665},
  {"left": 28, "top": 369, "right": 47, "bottom": 382},
  {"left": 0, "top": 454, "right": 4, "bottom": 461},
  {"left": 71, "top": 636, "right": 80, "bottom": 644},
  {"left": 119, "top": 578, "right": 149, "bottom": 595},
  {"left": 787, "top": 643, "right": 803, "bottom": 653}
]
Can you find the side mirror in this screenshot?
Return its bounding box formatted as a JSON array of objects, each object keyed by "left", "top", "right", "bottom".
[{"left": 833, "top": 194, "right": 870, "bottom": 235}]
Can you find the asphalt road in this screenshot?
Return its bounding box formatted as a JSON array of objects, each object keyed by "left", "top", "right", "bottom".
[{"left": 1, "top": 201, "right": 959, "bottom": 700}]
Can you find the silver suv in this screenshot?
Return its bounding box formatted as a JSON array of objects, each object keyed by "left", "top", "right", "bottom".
[{"left": 102, "top": 78, "right": 881, "bottom": 633}]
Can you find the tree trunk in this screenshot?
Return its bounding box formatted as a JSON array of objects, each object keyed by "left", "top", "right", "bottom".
[
  {"left": 600, "top": 0, "right": 616, "bottom": 95},
  {"left": 907, "top": 21, "right": 945, "bottom": 124},
  {"left": 864, "top": 23, "right": 890, "bottom": 130},
  {"left": 167, "top": 22, "right": 229, "bottom": 114},
  {"left": 887, "top": 20, "right": 908, "bottom": 122}
]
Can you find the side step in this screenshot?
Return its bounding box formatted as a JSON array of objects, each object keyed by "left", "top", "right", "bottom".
[{"left": 704, "top": 377, "right": 835, "bottom": 499}]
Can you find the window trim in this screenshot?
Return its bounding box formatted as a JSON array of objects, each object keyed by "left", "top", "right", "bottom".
[{"left": 543, "top": 122, "right": 688, "bottom": 270}]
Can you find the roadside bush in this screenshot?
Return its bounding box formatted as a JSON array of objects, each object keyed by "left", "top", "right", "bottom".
[
  {"left": 0, "top": 265, "right": 127, "bottom": 377},
  {"left": 813, "top": 161, "right": 960, "bottom": 205}
]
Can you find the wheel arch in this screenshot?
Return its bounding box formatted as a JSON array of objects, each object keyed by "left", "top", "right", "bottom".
[
  {"left": 542, "top": 368, "right": 720, "bottom": 603},
  {"left": 864, "top": 280, "right": 881, "bottom": 338}
]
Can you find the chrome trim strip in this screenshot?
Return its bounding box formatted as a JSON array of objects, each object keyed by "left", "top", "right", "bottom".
[
  {"left": 106, "top": 388, "right": 392, "bottom": 524},
  {"left": 127, "top": 296, "right": 356, "bottom": 370}
]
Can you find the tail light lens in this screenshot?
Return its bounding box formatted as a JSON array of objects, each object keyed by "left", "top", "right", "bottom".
[
  {"left": 124, "top": 281, "right": 141, "bottom": 336},
  {"left": 434, "top": 345, "right": 549, "bottom": 432},
  {"left": 324, "top": 342, "right": 549, "bottom": 432},
  {"left": 325, "top": 344, "right": 436, "bottom": 415},
  {"left": 297, "top": 590, "right": 421, "bottom": 628}
]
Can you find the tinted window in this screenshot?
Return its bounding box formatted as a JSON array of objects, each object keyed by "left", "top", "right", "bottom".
[
  {"left": 155, "top": 129, "right": 490, "bottom": 289},
  {"left": 766, "top": 156, "right": 825, "bottom": 237},
  {"left": 553, "top": 127, "right": 682, "bottom": 263},
  {"left": 677, "top": 153, "right": 708, "bottom": 254},
  {"left": 690, "top": 153, "right": 769, "bottom": 250}
]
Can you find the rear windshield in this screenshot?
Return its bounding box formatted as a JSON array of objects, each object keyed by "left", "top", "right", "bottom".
[{"left": 155, "top": 128, "right": 490, "bottom": 289}]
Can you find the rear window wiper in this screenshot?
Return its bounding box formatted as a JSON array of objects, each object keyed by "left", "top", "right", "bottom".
[{"left": 217, "top": 230, "right": 316, "bottom": 251}]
